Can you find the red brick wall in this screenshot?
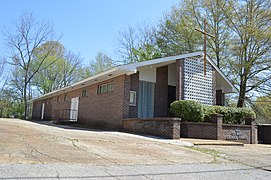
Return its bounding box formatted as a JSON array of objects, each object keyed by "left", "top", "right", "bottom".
[
  {"left": 181, "top": 122, "right": 218, "bottom": 139},
  {"left": 129, "top": 72, "right": 139, "bottom": 118},
  {"left": 32, "top": 101, "right": 42, "bottom": 119},
  {"left": 212, "top": 68, "right": 217, "bottom": 105},
  {"left": 123, "top": 118, "right": 181, "bottom": 139},
  {"left": 180, "top": 117, "right": 257, "bottom": 144},
  {"left": 154, "top": 66, "right": 168, "bottom": 117},
  {"left": 32, "top": 75, "right": 130, "bottom": 130},
  {"left": 176, "top": 59, "right": 184, "bottom": 100},
  {"left": 222, "top": 124, "right": 251, "bottom": 144}
]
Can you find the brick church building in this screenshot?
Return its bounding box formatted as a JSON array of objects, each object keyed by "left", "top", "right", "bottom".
[{"left": 31, "top": 51, "right": 235, "bottom": 130}]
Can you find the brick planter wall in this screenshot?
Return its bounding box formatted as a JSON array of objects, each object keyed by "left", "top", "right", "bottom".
[
  {"left": 180, "top": 115, "right": 257, "bottom": 144},
  {"left": 221, "top": 124, "right": 252, "bottom": 144},
  {"left": 122, "top": 118, "right": 181, "bottom": 139},
  {"left": 181, "top": 122, "right": 218, "bottom": 139}
]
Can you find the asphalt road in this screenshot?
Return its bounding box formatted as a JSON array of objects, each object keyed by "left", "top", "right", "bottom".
[{"left": 0, "top": 163, "right": 270, "bottom": 179}]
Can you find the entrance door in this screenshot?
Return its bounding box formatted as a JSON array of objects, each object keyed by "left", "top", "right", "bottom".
[
  {"left": 41, "top": 103, "right": 45, "bottom": 120},
  {"left": 138, "top": 81, "right": 155, "bottom": 118},
  {"left": 168, "top": 86, "right": 176, "bottom": 114},
  {"left": 70, "top": 97, "right": 79, "bottom": 122}
]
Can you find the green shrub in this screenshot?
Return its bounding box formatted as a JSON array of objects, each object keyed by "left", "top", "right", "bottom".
[
  {"left": 170, "top": 100, "right": 204, "bottom": 122},
  {"left": 203, "top": 105, "right": 256, "bottom": 124}
]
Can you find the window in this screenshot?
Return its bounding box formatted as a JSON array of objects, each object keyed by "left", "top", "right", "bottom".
[
  {"left": 82, "top": 89, "right": 89, "bottom": 97},
  {"left": 46, "top": 99, "right": 51, "bottom": 104},
  {"left": 64, "top": 94, "right": 68, "bottom": 101},
  {"left": 107, "top": 83, "right": 114, "bottom": 92},
  {"left": 98, "top": 82, "right": 114, "bottom": 94},
  {"left": 57, "top": 96, "right": 60, "bottom": 103},
  {"left": 129, "top": 91, "right": 136, "bottom": 106}
]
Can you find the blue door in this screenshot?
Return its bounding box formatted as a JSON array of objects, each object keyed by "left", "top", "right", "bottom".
[{"left": 138, "top": 81, "right": 155, "bottom": 118}]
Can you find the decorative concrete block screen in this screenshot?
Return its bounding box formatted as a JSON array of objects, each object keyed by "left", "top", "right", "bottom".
[{"left": 183, "top": 57, "right": 213, "bottom": 105}]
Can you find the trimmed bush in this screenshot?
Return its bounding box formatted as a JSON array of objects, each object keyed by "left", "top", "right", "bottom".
[
  {"left": 170, "top": 100, "right": 204, "bottom": 122},
  {"left": 203, "top": 105, "right": 256, "bottom": 124},
  {"left": 171, "top": 100, "right": 256, "bottom": 124}
]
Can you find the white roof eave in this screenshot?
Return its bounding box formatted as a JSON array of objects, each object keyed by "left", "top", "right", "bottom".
[
  {"left": 30, "top": 51, "right": 237, "bottom": 102},
  {"left": 206, "top": 55, "right": 238, "bottom": 93},
  {"left": 30, "top": 67, "right": 129, "bottom": 102}
]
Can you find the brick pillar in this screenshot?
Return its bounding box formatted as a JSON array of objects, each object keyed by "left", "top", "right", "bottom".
[
  {"left": 176, "top": 59, "right": 184, "bottom": 100},
  {"left": 123, "top": 75, "right": 131, "bottom": 118},
  {"left": 129, "top": 72, "right": 139, "bottom": 118},
  {"left": 245, "top": 118, "right": 257, "bottom": 144},
  {"left": 171, "top": 118, "right": 181, "bottom": 139},
  {"left": 211, "top": 114, "right": 223, "bottom": 140},
  {"left": 154, "top": 66, "right": 168, "bottom": 117}
]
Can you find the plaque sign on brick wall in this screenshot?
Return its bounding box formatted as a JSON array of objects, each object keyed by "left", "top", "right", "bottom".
[{"left": 226, "top": 128, "right": 248, "bottom": 140}]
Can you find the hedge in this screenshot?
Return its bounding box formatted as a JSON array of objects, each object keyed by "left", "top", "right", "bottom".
[
  {"left": 170, "top": 100, "right": 204, "bottom": 122},
  {"left": 203, "top": 105, "right": 256, "bottom": 124},
  {"left": 170, "top": 100, "right": 256, "bottom": 124}
]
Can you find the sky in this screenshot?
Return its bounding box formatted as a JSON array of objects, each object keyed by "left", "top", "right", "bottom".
[{"left": 0, "top": 0, "right": 179, "bottom": 65}]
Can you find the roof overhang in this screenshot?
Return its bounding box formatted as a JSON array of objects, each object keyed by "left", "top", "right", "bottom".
[{"left": 30, "top": 51, "right": 237, "bottom": 102}]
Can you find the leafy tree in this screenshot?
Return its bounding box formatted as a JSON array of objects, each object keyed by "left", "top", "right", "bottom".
[
  {"left": 182, "top": 0, "right": 230, "bottom": 68},
  {"left": 116, "top": 0, "right": 271, "bottom": 109},
  {"left": 254, "top": 95, "right": 271, "bottom": 123},
  {"left": 155, "top": 4, "right": 202, "bottom": 56},
  {"left": 31, "top": 42, "right": 84, "bottom": 94},
  {"left": 3, "top": 11, "right": 59, "bottom": 118},
  {"left": 132, "top": 44, "right": 162, "bottom": 62},
  {"left": 223, "top": 0, "right": 271, "bottom": 107},
  {"left": 117, "top": 23, "right": 157, "bottom": 63},
  {"left": 88, "top": 52, "right": 115, "bottom": 75}
]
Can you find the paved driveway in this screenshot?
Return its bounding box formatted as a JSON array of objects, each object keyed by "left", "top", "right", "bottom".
[
  {"left": 1, "top": 118, "right": 271, "bottom": 179},
  {"left": 200, "top": 144, "right": 271, "bottom": 171},
  {"left": 0, "top": 118, "right": 212, "bottom": 165}
]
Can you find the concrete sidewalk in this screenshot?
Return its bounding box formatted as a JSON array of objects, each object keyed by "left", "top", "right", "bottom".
[{"left": 180, "top": 138, "right": 244, "bottom": 146}]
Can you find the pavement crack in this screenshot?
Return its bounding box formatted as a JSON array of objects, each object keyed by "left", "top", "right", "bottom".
[
  {"left": 56, "top": 170, "right": 60, "bottom": 179},
  {"left": 20, "top": 136, "right": 68, "bottom": 163},
  {"left": 104, "top": 166, "right": 121, "bottom": 180},
  {"left": 66, "top": 138, "right": 86, "bottom": 151}
]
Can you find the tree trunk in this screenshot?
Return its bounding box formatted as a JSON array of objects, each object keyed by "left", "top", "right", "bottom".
[
  {"left": 23, "top": 81, "right": 28, "bottom": 119},
  {"left": 237, "top": 78, "right": 247, "bottom": 107}
]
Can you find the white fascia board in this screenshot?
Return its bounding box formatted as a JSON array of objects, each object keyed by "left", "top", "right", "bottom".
[
  {"left": 206, "top": 55, "right": 238, "bottom": 93},
  {"left": 31, "top": 67, "right": 127, "bottom": 102},
  {"left": 119, "top": 51, "right": 204, "bottom": 72}
]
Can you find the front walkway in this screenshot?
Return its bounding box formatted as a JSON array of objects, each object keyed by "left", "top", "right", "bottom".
[{"left": 180, "top": 138, "right": 244, "bottom": 146}]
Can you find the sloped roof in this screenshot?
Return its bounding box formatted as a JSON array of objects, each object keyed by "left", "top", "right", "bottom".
[{"left": 31, "top": 51, "right": 236, "bottom": 102}]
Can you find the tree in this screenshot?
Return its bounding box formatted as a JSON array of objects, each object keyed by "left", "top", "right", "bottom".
[
  {"left": 223, "top": 0, "right": 271, "bottom": 107},
  {"left": 182, "top": 0, "right": 230, "bottom": 68},
  {"left": 132, "top": 44, "right": 162, "bottom": 62},
  {"left": 155, "top": 4, "right": 202, "bottom": 56},
  {"left": 117, "top": 22, "right": 157, "bottom": 63},
  {"left": 31, "top": 42, "right": 84, "bottom": 94},
  {"left": 3, "top": 11, "right": 59, "bottom": 119},
  {"left": 88, "top": 52, "right": 115, "bottom": 75},
  {"left": 254, "top": 95, "right": 271, "bottom": 123}
]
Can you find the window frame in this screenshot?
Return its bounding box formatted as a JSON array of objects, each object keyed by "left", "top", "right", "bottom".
[
  {"left": 98, "top": 82, "right": 114, "bottom": 94},
  {"left": 64, "top": 94, "right": 68, "bottom": 101},
  {"left": 57, "top": 96, "right": 60, "bottom": 103},
  {"left": 129, "top": 91, "right": 136, "bottom": 106},
  {"left": 82, "top": 89, "right": 89, "bottom": 97}
]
